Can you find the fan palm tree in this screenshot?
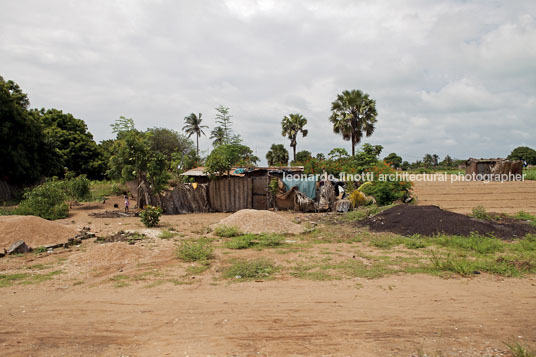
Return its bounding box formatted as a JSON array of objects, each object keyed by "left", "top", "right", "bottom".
[
  {"left": 329, "top": 89, "right": 377, "bottom": 156},
  {"left": 210, "top": 127, "right": 226, "bottom": 147},
  {"left": 266, "top": 144, "right": 289, "bottom": 166},
  {"left": 281, "top": 113, "right": 308, "bottom": 162},
  {"left": 182, "top": 113, "right": 208, "bottom": 156}
]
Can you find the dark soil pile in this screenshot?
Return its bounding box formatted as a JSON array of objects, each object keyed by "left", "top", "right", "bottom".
[{"left": 360, "top": 205, "right": 535, "bottom": 239}]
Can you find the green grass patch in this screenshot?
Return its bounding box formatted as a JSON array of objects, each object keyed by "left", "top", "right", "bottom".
[
  {"left": 223, "top": 258, "right": 277, "bottom": 280},
  {"left": 159, "top": 229, "right": 178, "bottom": 239},
  {"left": 177, "top": 238, "right": 214, "bottom": 262},
  {"left": 214, "top": 225, "right": 242, "bottom": 238},
  {"left": 432, "top": 233, "right": 504, "bottom": 254},
  {"left": 224, "top": 233, "right": 285, "bottom": 250},
  {"left": 186, "top": 261, "right": 211, "bottom": 275},
  {"left": 342, "top": 204, "right": 392, "bottom": 221},
  {"left": 523, "top": 168, "right": 536, "bottom": 181},
  {"left": 505, "top": 341, "right": 536, "bottom": 357},
  {"left": 471, "top": 205, "right": 495, "bottom": 221}
]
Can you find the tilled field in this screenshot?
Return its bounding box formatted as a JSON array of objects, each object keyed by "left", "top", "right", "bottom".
[{"left": 412, "top": 175, "right": 536, "bottom": 214}]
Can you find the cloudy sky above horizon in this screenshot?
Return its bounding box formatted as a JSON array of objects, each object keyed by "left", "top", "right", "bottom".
[{"left": 1, "top": 0, "right": 535, "bottom": 163}]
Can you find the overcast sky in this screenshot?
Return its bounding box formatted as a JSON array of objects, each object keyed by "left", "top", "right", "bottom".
[{"left": 1, "top": 0, "right": 535, "bottom": 163}]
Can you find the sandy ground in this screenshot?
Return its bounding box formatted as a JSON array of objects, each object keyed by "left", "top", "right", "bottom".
[
  {"left": 412, "top": 175, "right": 536, "bottom": 215},
  {"left": 0, "top": 198, "right": 535, "bottom": 356},
  {"left": 1, "top": 275, "right": 535, "bottom": 357}
]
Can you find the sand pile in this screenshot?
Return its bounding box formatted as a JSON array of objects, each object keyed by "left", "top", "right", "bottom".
[
  {"left": 213, "top": 209, "right": 304, "bottom": 234},
  {"left": 360, "top": 205, "right": 535, "bottom": 239},
  {"left": 0, "top": 215, "right": 79, "bottom": 250}
]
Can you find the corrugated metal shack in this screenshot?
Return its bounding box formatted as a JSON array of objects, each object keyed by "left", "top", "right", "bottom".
[
  {"left": 181, "top": 166, "right": 304, "bottom": 212},
  {"left": 465, "top": 158, "right": 523, "bottom": 177}
]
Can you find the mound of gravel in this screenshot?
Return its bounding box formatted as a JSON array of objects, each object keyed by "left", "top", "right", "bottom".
[
  {"left": 360, "top": 205, "right": 535, "bottom": 239},
  {"left": 0, "top": 215, "right": 79, "bottom": 250},
  {"left": 213, "top": 209, "right": 305, "bottom": 234}
]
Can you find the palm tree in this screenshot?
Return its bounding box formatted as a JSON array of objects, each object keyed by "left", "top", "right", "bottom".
[
  {"left": 182, "top": 113, "right": 208, "bottom": 156},
  {"left": 210, "top": 127, "right": 226, "bottom": 147},
  {"left": 281, "top": 113, "right": 308, "bottom": 162},
  {"left": 329, "top": 89, "right": 377, "bottom": 156},
  {"left": 266, "top": 144, "right": 289, "bottom": 166}
]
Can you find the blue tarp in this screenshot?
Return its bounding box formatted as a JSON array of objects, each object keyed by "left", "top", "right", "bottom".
[{"left": 282, "top": 178, "right": 316, "bottom": 199}]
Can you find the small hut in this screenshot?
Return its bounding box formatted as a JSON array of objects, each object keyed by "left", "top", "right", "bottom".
[{"left": 465, "top": 158, "right": 523, "bottom": 178}]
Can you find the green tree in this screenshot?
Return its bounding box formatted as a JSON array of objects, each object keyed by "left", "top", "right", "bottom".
[
  {"left": 316, "top": 153, "right": 326, "bottom": 161},
  {"left": 0, "top": 76, "right": 56, "bottom": 184},
  {"left": 147, "top": 127, "right": 194, "bottom": 163},
  {"left": 281, "top": 113, "right": 308, "bottom": 162},
  {"left": 328, "top": 148, "right": 349, "bottom": 160},
  {"left": 31, "top": 108, "right": 106, "bottom": 179},
  {"left": 182, "top": 113, "right": 208, "bottom": 156},
  {"left": 111, "top": 116, "right": 135, "bottom": 135},
  {"left": 266, "top": 144, "right": 289, "bottom": 166},
  {"left": 423, "top": 153, "right": 439, "bottom": 167},
  {"left": 384, "top": 153, "right": 403, "bottom": 169},
  {"left": 210, "top": 126, "right": 226, "bottom": 147},
  {"left": 295, "top": 150, "right": 312, "bottom": 163},
  {"left": 214, "top": 105, "right": 233, "bottom": 144},
  {"left": 330, "top": 89, "right": 378, "bottom": 156},
  {"left": 107, "top": 119, "right": 170, "bottom": 203},
  {"left": 440, "top": 155, "right": 455, "bottom": 168},
  {"left": 508, "top": 146, "right": 536, "bottom": 164},
  {"left": 204, "top": 144, "right": 259, "bottom": 178}
]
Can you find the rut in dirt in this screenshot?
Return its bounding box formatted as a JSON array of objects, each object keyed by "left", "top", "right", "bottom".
[{"left": 359, "top": 205, "right": 536, "bottom": 239}]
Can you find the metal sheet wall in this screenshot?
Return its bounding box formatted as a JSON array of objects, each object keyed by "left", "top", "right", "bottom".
[{"left": 208, "top": 177, "right": 253, "bottom": 212}]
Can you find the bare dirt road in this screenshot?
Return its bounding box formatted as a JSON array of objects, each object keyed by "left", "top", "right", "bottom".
[
  {"left": 412, "top": 175, "right": 536, "bottom": 215},
  {"left": 1, "top": 275, "right": 535, "bottom": 356},
  {"left": 1, "top": 200, "right": 535, "bottom": 356}
]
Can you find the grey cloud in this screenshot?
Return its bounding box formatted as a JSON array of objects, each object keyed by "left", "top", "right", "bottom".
[{"left": 0, "top": 0, "right": 535, "bottom": 164}]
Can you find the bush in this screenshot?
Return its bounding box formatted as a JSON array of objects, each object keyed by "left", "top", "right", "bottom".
[
  {"left": 177, "top": 238, "right": 214, "bottom": 262},
  {"left": 214, "top": 225, "right": 242, "bottom": 238},
  {"left": 359, "top": 162, "right": 412, "bottom": 205},
  {"left": 224, "top": 233, "right": 285, "bottom": 250},
  {"left": 472, "top": 206, "right": 493, "bottom": 220},
  {"left": 65, "top": 174, "right": 92, "bottom": 202},
  {"left": 17, "top": 181, "right": 69, "bottom": 220},
  {"left": 139, "top": 205, "right": 163, "bottom": 227},
  {"left": 224, "top": 235, "right": 254, "bottom": 249},
  {"left": 223, "top": 258, "right": 277, "bottom": 279}
]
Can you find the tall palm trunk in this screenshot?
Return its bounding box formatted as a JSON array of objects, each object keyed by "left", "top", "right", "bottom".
[
  {"left": 292, "top": 145, "right": 296, "bottom": 162},
  {"left": 196, "top": 134, "right": 199, "bottom": 156},
  {"left": 351, "top": 136, "right": 355, "bottom": 156}
]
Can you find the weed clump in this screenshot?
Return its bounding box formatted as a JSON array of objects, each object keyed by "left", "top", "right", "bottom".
[
  {"left": 177, "top": 238, "right": 214, "bottom": 262},
  {"left": 223, "top": 258, "right": 277, "bottom": 279}
]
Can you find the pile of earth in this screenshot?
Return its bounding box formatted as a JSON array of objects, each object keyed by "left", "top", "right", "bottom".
[
  {"left": 0, "top": 215, "right": 79, "bottom": 250},
  {"left": 213, "top": 209, "right": 305, "bottom": 234},
  {"left": 359, "top": 205, "right": 535, "bottom": 239}
]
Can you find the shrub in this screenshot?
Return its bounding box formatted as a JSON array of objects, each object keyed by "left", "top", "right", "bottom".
[
  {"left": 225, "top": 235, "right": 254, "bottom": 249},
  {"left": 214, "top": 225, "right": 242, "bottom": 238},
  {"left": 139, "top": 205, "right": 163, "bottom": 227},
  {"left": 177, "top": 238, "right": 214, "bottom": 262},
  {"left": 65, "top": 174, "right": 92, "bottom": 202},
  {"left": 224, "top": 233, "right": 284, "bottom": 250},
  {"left": 359, "top": 162, "right": 412, "bottom": 205},
  {"left": 257, "top": 233, "right": 285, "bottom": 247},
  {"left": 17, "top": 181, "right": 69, "bottom": 220},
  {"left": 223, "top": 258, "right": 277, "bottom": 279},
  {"left": 472, "top": 206, "right": 493, "bottom": 220}
]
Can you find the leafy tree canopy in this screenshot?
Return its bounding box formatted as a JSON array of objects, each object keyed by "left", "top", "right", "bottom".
[
  {"left": 294, "top": 150, "right": 312, "bottom": 163},
  {"left": 508, "top": 146, "right": 536, "bottom": 165},
  {"left": 31, "top": 108, "right": 106, "bottom": 179},
  {"left": 266, "top": 144, "right": 289, "bottom": 166},
  {"left": 204, "top": 144, "right": 259, "bottom": 178},
  {"left": 383, "top": 152, "right": 402, "bottom": 169}
]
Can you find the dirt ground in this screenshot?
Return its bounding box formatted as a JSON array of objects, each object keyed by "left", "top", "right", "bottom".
[
  {"left": 1, "top": 198, "right": 535, "bottom": 356},
  {"left": 412, "top": 175, "right": 536, "bottom": 215}
]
